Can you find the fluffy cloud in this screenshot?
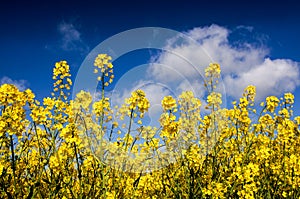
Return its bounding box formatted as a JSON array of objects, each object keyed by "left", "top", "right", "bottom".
[
  {"left": 224, "top": 58, "right": 299, "bottom": 100},
  {"left": 148, "top": 24, "right": 299, "bottom": 102},
  {"left": 0, "top": 76, "right": 28, "bottom": 91},
  {"left": 58, "top": 22, "right": 89, "bottom": 53}
]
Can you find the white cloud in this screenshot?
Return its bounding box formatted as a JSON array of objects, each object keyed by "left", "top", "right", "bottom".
[
  {"left": 148, "top": 24, "right": 299, "bottom": 102},
  {"left": 0, "top": 76, "right": 28, "bottom": 91},
  {"left": 58, "top": 22, "right": 89, "bottom": 53},
  {"left": 224, "top": 58, "right": 300, "bottom": 101}
]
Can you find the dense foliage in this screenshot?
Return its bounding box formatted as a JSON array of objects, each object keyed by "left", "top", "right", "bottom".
[{"left": 0, "top": 54, "right": 300, "bottom": 198}]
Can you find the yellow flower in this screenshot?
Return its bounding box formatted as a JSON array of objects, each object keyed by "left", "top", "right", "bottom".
[
  {"left": 126, "top": 89, "right": 150, "bottom": 115},
  {"left": 94, "top": 53, "right": 114, "bottom": 86},
  {"left": 207, "top": 92, "right": 222, "bottom": 108},
  {"left": 265, "top": 96, "right": 279, "bottom": 113},
  {"left": 284, "top": 92, "right": 294, "bottom": 104},
  {"left": 205, "top": 63, "right": 221, "bottom": 78},
  {"left": 93, "top": 97, "right": 111, "bottom": 117},
  {"left": 74, "top": 90, "right": 92, "bottom": 111},
  {"left": 52, "top": 60, "right": 71, "bottom": 99},
  {"left": 162, "top": 95, "right": 177, "bottom": 112},
  {"left": 279, "top": 108, "right": 289, "bottom": 118},
  {"left": 243, "top": 85, "right": 256, "bottom": 102}
]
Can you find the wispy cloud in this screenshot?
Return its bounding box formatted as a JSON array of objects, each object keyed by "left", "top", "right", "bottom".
[
  {"left": 236, "top": 25, "right": 254, "bottom": 32},
  {"left": 0, "top": 76, "right": 28, "bottom": 91},
  {"left": 58, "top": 22, "right": 89, "bottom": 53}
]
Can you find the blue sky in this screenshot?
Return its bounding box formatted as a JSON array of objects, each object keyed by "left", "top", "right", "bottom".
[{"left": 1, "top": 0, "right": 300, "bottom": 117}]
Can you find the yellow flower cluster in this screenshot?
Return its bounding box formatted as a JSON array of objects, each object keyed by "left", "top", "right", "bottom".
[
  {"left": 206, "top": 92, "right": 222, "bottom": 109},
  {"left": 52, "top": 60, "right": 72, "bottom": 100},
  {"left": 204, "top": 62, "right": 221, "bottom": 92},
  {"left": 124, "top": 89, "right": 150, "bottom": 117},
  {"left": 94, "top": 53, "right": 114, "bottom": 87},
  {"left": 243, "top": 85, "right": 256, "bottom": 103},
  {"left": 1, "top": 56, "right": 300, "bottom": 199},
  {"left": 93, "top": 97, "right": 111, "bottom": 117},
  {"left": 162, "top": 95, "right": 177, "bottom": 112},
  {"left": 284, "top": 92, "right": 294, "bottom": 104},
  {"left": 160, "top": 112, "right": 179, "bottom": 139},
  {"left": 178, "top": 91, "right": 201, "bottom": 136},
  {"left": 205, "top": 62, "right": 221, "bottom": 78},
  {"left": 0, "top": 84, "right": 34, "bottom": 137},
  {"left": 265, "top": 96, "right": 280, "bottom": 113}
]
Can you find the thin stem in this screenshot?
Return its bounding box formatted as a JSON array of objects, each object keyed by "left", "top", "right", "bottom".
[
  {"left": 9, "top": 133, "right": 17, "bottom": 196},
  {"left": 125, "top": 109, "right": 134, "bottom": 151}
]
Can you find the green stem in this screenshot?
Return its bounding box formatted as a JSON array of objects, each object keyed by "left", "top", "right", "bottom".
[
  {"left": 72, "top": 129, "right": 83, "bottom": 198},
  {"left": 9, "top": 134, "right": 17, "bottom": 197},
  {"left": 125, "top": 109, "right": 134, "bottom": 151}
]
